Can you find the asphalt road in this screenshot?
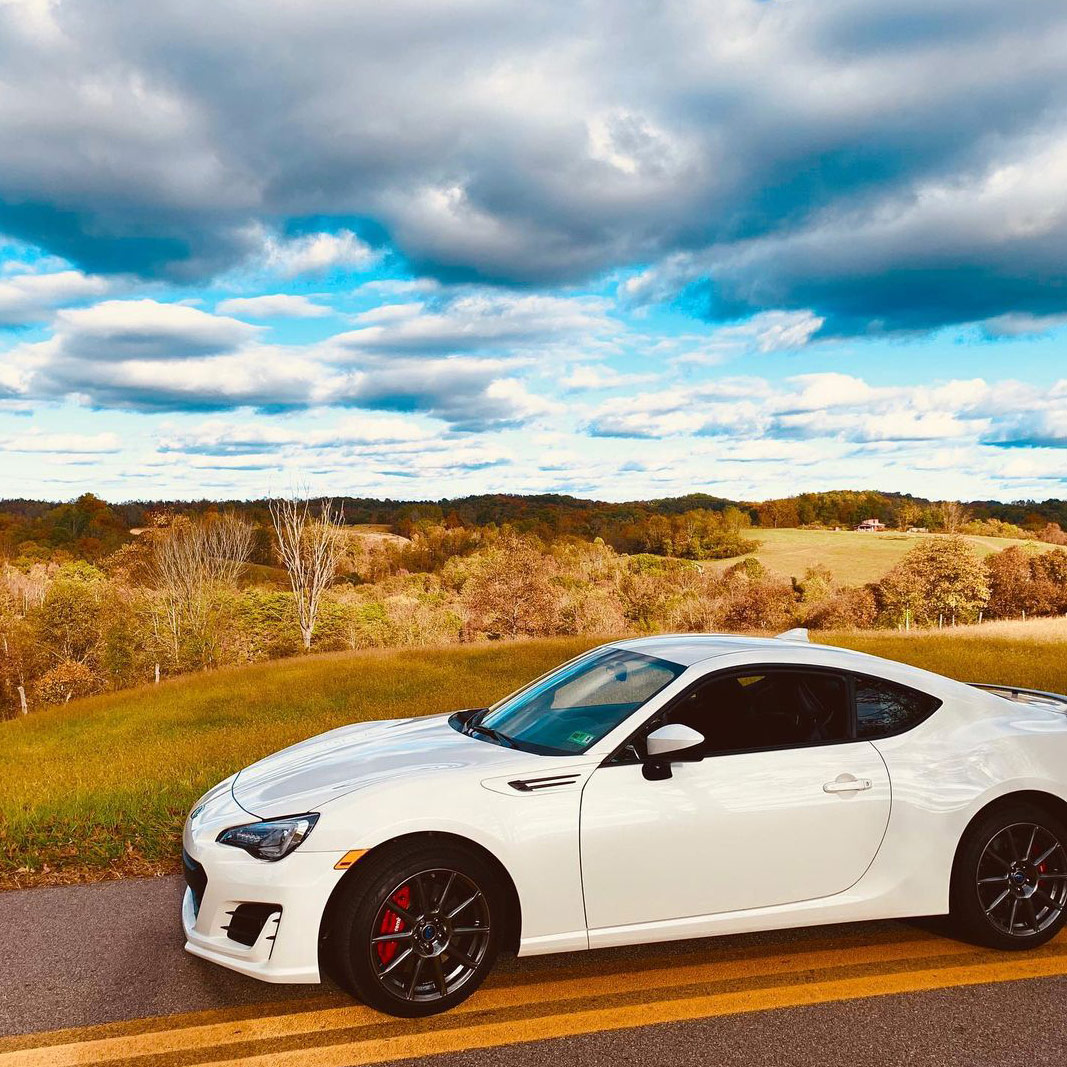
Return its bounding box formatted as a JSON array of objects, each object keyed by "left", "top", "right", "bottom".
[{"left": 1, "top": 875, "right": 1066, "bottom": 1066}]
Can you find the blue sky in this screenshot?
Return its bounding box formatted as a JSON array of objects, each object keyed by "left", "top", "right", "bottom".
[{"left": 1, "top": 0, "right": 1065, "bottom": 504}]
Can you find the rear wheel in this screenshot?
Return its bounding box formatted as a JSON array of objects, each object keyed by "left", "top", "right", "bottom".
[
  {"left": 951, "top": 803, "right": 1067, "bottom": 950},
  {"left": 328, "top": 840, "right": 502, "bottom": 1017}
]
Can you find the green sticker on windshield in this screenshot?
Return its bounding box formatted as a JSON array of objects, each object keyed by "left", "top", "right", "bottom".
[{"left": 567, "top": 730, "right": 595, "bottom": 746}]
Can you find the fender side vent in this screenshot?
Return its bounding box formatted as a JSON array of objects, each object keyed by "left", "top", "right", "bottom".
[{"left": 508, "top": 774, "right": 580, "bottom": 793}]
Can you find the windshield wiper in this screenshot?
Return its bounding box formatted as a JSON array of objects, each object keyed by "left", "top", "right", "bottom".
[{"left": 465, "top": 720, "right": 516, "bottom": 749}]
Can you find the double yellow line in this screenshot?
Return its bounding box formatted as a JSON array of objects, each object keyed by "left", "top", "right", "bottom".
[{"left": 2, "top": 925, "right": 1066, "bottom": 1066}]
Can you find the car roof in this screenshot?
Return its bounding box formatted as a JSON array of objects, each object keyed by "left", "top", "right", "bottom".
[{"left": 611, "top": 632, "right": 880, "bottom": 670}]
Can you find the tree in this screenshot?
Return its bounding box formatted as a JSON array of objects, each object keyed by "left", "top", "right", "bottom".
[
  {"left": 151, "top": 513, "right": 254, "bottom": 667},
  {"left": 460, "top": 533, "right": 559, "bottom": 638},
  {"left": 895, "top": 501, "right": 923, "bottom": 531},
  {"left": 878, "top": 537, "right": 989, "bottom": 626},
  {"left": 269, "top": 496, "right": 344, "bottom": 651},
  {"left": 985, "top": 547, "right": 1035, "bottom": 618},
  {"left": 937, "top": 500, "right": 970, "bottom": 533}
]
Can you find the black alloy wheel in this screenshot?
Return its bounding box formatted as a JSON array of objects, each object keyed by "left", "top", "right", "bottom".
[
  {"left": 327, "top": 841, "right": 503, "bottom": 1017},
  {"left": 369, "top": 867, "right": 492, "bottom": 1003},
  {"left": 951, "top": 802, "right": 1067, "bottom": 950},
  {"left": 975, "top": 822, "right": 1067, "bottom": 937}
]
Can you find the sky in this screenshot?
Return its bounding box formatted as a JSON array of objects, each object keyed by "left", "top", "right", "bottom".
[{"left": 1, "top": 0, "right": 1066, "bottom": 505}]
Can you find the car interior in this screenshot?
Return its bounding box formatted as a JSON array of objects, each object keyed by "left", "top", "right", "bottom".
[{"left": 658, "top": 670, "right": 851, "bottom": 757}]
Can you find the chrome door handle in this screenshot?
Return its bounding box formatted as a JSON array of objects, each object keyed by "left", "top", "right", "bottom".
[{"left": 823, "top": 776, "right": 872, "bottom": 793}]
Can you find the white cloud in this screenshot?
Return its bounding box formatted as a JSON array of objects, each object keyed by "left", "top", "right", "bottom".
[
  {"left": 586, "top": 373, "right": 1021, "bottom": 445},
  {"left": 662, "top": 311, "right": 826, "bottom": 365},
  {"left": 50, "top": 299, "right": 259, "bottom": 361},
  {"left": 263, "top": 230, "right": 378, "bottom": 277},
  {"left": 0, "top": 430, "right": 121, "bottom": 454},
  {"left": 0, "top": 268, "right": 109, "bottom": 325},
  {"left": 215, "top": 294, "right": 332, "bottom": 318},
  {"left": 158, "top": 414, "right": 438, "bottom": 455},
  {"left": 333, "top": 292, "right": 618, "bottom": 357},
  {"left": 561, "top": 364, "right": 659, "bottom": 391}
]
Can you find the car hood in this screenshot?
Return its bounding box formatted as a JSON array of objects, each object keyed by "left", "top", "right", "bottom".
[{"left": 231, "top": 713, "right": 529, "bottom": 818}]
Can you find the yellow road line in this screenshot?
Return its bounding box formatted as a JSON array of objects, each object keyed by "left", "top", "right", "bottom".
[
  {"left": 196, "top": 951, "right": 1067, "bottom": 1067},
  {"left": 0, "top": 922, "right": 923, "bottom": 1055},
  {"left": 0, "top": 934, "right": 969, "bottom": 1067},
  {"left": 3, "top": 931, "right": 1066, "bottom": 1067}
]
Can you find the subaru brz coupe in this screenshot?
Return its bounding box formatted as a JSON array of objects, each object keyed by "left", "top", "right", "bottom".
[{"left": 182, "top": 631, "right": 1067, "bottom": 1016}]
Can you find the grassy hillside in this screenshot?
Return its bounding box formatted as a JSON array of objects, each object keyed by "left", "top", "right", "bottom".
[
  {"left": 709, "top": 528, "right": 1053, "bottom": 584},
  {"left": 3, "top": 622, "right": 1066, "bottom": 889},
  {"left": 0, "top": 637, "right": 600, "bottom": 888}
]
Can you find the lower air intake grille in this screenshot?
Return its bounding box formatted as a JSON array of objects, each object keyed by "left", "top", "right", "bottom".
[
  {"left": 224, "top": 903, "right": 282, "bottom": 947},
  {"left": 182, "top": 849, "right": 208, "bottom": 916}
]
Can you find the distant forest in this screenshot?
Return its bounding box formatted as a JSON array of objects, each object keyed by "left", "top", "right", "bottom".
[
  {"left": 2, "top": 489, "right": 1067, "bottom": 563},
  {"left": 5, "top": 488, "right": 1067, "bottom": 715}
]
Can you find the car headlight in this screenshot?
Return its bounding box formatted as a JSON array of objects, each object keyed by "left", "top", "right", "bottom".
[{"left": 216, "top": 814, "right": 319, "bottom": 861}]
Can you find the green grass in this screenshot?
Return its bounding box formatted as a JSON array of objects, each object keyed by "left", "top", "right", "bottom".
[
  {"left": 0, "top": 636, "right": 600, "bottom": 887},
  {"left": 4, "top": 621, "right": 1067, "bottom": 888},
  {"left": 708, "top": 528, "right": 1052, "bottom": 584}
]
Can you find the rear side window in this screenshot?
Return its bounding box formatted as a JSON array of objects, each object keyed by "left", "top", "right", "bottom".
[{"left": 855, "top": 677, "right": 941, "bottom": 739}]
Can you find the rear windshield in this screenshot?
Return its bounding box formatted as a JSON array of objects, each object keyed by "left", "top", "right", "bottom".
[{"left": 477, "top": 647, "right": 685, "bottom": 755}]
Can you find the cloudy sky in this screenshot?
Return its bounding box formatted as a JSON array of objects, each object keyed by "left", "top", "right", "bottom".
[{"left": 1, "top": 0, "right": 1066, "bottom": 504}]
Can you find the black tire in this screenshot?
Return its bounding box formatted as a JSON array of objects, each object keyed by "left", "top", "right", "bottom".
[
  {"left": 950, "top": 802, "right": 1067, "bottom": 950},
  {"left": 327, "top": 839, "right": 503, "bottom": 1017}
]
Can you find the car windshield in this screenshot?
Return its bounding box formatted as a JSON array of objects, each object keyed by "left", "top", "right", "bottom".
[{"left": 469, "top": 648, "right": 685, "bottom": 755}]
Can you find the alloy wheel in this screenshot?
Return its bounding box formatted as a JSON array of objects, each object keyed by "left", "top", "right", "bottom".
[
  {"left": 976, "top": 821, "right": 1067, "bottom": 937},
  {"left": 368, "top": 867, "right": 492, "bottom": 1002}
]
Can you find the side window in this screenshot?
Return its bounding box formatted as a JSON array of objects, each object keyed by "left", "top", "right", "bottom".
[
  {"left": 659, "top": 669, "right": 851, "bottom": 756},
  {"left": 855, "top": 677, "right": 941, "bottom": 739}
]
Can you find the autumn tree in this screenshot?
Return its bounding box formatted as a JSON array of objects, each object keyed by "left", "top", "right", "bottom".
[
  {"left": 460, "top": 533, "right": 559, "bottom": 638},
  {"left": 878, "top": 537, "right": 989, "bottom": 626},
  {"left": 269, "top": 496, "right": 344, "bottom": 651},
  {"left": 936, "top": 500, "right": 970, "bottom": 534},
  {"left": 151, "top": 512, "right": 255, "bottom": 667},
  {"left": 985, "top": 547, "right": 1037, "bottom": 618},
  {"left": 895, "top": 501, "right": 923, "bottom": 531}
]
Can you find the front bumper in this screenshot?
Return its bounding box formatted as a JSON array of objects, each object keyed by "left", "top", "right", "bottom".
[{"left": 181, "top": 784, "right": 347, "bottom": 984}]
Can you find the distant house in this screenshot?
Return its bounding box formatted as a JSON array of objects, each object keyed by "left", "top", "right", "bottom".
[{"left": 855, "top": 518, "right": 887, "bottom": 532}]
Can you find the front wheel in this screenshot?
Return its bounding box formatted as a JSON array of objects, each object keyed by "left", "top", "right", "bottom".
[
  {"left": 951, "top": 803, "right": 1067, "bottom": 950},
  {"left": 328, "top": 841, "right": 502, "bottom": 1017}
]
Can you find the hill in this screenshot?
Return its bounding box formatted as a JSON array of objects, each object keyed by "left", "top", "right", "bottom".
[
  {"left": 3, "top": 622, "right": 1067, "bottom": 890},
  {"left": 708, "top": 528, "right": 1056, "bottom": 585}
]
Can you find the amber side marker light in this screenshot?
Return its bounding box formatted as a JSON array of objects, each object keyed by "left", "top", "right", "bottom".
[{"left": 334, "top": 849, "right": 368, "bottom": 870}]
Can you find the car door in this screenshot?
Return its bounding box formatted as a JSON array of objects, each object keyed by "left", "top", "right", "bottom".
[{"left": 579, "top": 667, "right": 891, "bottom": 934}]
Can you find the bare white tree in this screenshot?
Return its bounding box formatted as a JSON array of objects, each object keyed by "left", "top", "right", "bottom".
[
  {"left": 269, "top": 496, "right": 344, "bottom": 651},
  {"left": 151, "top": 513, "right": 255, "bottom": 666}
]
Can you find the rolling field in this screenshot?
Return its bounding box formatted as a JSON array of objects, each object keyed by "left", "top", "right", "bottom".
[
  {"left": 3, "top": 621, "right": 1066, "bottom": 889},
  {"left": 709, "top": 528, "right": 1053, "bottom": 584}
]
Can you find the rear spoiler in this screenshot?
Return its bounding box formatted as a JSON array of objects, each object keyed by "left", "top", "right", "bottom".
[{"left": 969, "top": 683, "right": 1067, "bottom": 712}]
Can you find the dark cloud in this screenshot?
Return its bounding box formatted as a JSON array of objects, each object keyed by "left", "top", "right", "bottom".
[{"left": 2, "top": 1, "right": 1067, "bottom": 331}]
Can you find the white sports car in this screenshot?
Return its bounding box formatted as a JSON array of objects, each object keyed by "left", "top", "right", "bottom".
[{"left": 182, "top": 632, "right": 1067, "bottom": 1017}]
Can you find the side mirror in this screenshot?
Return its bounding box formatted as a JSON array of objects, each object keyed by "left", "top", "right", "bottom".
[
  {"left": 643, "top": 724, "right": 705, "bottom": 780},
  {"left": 646, "top": 723, "right": 705, "bottom": 758}
]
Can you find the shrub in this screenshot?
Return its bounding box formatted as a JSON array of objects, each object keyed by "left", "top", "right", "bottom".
[
  {"left": 32, "top": 660, "right": 102, "bottom": 707},
  {"left": 804, "top": 586, "right": 878, "bottom": 629}
]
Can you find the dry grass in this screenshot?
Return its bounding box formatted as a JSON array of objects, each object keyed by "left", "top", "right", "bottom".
[
  {"left": 822, "top": 619, "right": 1067, "bottom": 695},
  {"left": 707, "top": 528, "right": 1053, "bottom": 584},
  {"left": 4, "top": 620, "right": 1066, "bottom": 889}
]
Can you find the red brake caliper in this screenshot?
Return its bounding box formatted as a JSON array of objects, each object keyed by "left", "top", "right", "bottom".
[{"left": 376, "top": 885, "right": 412, "bottom": 966}]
